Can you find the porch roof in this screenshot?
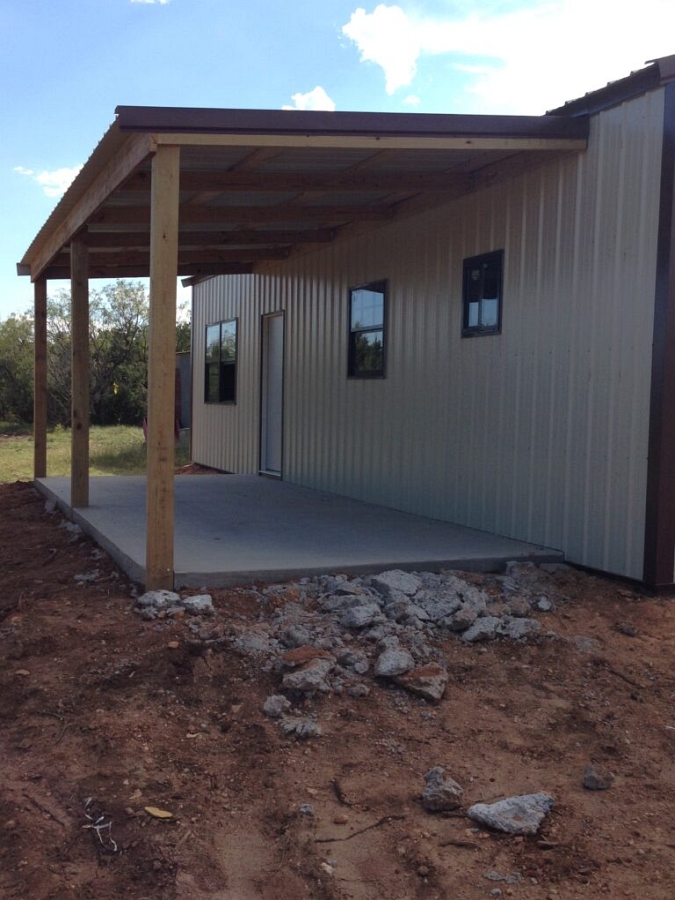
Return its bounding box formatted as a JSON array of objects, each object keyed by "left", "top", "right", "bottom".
[{"left": 18, "top": 105, "right": 589, "bottom": 286}]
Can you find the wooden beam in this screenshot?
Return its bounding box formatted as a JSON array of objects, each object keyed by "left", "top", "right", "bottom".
[
  {"left": 43, "top": 261, "right": 257, "bottom": 280},
  {"left": 33, "top": 278, "right": 48, "bottom": 480},
  {"left": 92, "top": 203, "right": 394, "bottom": 227},
  {"left": 152, "top": 131, "right": 588, "bottom": 152},
  {"left": 146, "top": 145, "right": 180, "bottom": 591},
  {"left": 70, "top": 237, "right": 89, "bottom": 508},
  {"left": 82, "top": 228, "right": 337, "bottom": 248},
  {"left": 54, "top": 246, "right": 290, "bottom": 269},
  {"left": 29, "top": 133, "right": 155, "bottom": 281},
  {"left": 124, "top": 170, "right": 473, "bottom": 193}
]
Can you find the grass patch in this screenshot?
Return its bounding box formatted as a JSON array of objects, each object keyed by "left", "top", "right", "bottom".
[{"left": 0, "top": 425, "right": 190, "bottom": 483}]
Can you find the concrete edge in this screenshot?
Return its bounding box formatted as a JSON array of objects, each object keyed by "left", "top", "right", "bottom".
[
  {"left": 175, "top": 551, "right": 564, "bottom": 589},
  {"left": 34, "top": 479, "right": 147, "bottom": 587}
]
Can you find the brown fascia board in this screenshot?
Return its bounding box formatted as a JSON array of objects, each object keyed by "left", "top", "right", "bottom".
[
  {"left": 547, "top": 55, "right": 675, "bottom": 118},
  {"left": 115, "top": 104, "right": 589, "bottom": 142}
]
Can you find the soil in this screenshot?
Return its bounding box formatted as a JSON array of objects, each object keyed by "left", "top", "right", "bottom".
[{"left": 1, "top": 480, "right": 675, "bottom": 900}]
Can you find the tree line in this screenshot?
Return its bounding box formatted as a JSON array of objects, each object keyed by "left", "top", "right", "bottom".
[{"left": 0, "top": 281, "right": 190, "bottom": 427}]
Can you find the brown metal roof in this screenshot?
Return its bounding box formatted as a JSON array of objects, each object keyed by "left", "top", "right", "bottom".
[{"left": 19, "top": 103, "right": 592, "bottom": 285}]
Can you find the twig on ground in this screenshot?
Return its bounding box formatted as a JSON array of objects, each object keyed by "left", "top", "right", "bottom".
[{"left": 315, "top": 814, "right": 406, "bottom": 844}]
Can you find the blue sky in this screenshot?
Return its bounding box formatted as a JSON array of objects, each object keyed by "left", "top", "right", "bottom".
[{"left": 2, "top": 0, "right": 675, "bottom": 319}]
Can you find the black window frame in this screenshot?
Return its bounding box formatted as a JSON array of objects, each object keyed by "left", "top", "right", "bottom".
[
  {"left": 347, "top": 279, "right": 387, "bottom": 378},
  {"left": 204, "top": 318, "right": 238, "bottom": 404},
  {"left": 462, "top": 250, "right": 503, "bottom": 337}
]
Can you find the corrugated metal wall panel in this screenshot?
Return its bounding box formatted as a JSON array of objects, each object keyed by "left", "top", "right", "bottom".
[{"left": 192, "top": 89, "right": 664, "bottom": 580}]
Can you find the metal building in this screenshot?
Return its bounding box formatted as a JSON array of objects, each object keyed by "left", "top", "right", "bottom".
[{"left": 17, "top": 56, "right": 675, "bottom": 589}]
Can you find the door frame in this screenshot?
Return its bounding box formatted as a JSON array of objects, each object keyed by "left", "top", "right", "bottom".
[{"left": 259, "top": 310, "right": 285, "bottom": 477}]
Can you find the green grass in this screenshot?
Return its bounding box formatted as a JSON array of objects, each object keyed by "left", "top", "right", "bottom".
[{"left": 0, "top": 425, "right": 191, "bottom": 483}]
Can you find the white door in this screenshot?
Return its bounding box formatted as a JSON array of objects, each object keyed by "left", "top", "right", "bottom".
[{"left": 260, "top": 312, "right": 284, "bottom": 476}]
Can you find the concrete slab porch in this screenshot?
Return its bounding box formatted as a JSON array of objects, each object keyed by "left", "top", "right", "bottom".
[{"left": 36, "top": 475, "right": 563, "bottom": 589}]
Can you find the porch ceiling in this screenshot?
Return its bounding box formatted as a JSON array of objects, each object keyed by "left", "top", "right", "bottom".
[{"left": 18, "top": 106, "right": 589, "bottom": 284}]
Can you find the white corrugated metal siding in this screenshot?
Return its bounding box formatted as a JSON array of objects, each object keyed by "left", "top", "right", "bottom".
[{"left": 192, "top": 90, "right": 664, "bottom": 580}]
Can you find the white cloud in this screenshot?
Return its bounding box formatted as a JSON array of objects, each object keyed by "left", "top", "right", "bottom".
[
  {"left": 15, "top": 165, "right": 83, "bottom": 198},
  {"left": 282, "top": 86, "right": 336, "bottom": 112},
  {"left": 131, "top": 0, "right": 170, "bottom": 5},
  {"left": 342, "top": 1, "right": 675, "bottom": 113},
  {"left": 403, "top": 95, "right": 421, "bottom": 107}
]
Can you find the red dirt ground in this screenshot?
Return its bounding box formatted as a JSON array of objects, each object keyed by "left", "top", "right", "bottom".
[{"left": 1, "top": 480, "right": 675, "bottom": 900}]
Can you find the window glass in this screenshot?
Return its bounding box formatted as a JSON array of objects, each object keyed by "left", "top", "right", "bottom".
[
  {"left": 204, "top": 319, "right": 238, "bottom": 403},
  {"left": 206, "top": 324, "right": 221, "bottom": 363},
  {"left": 348, "top": 281, "right": 386, "bottom": 377},
  {"left": 462, "top": 251, "right": 503, "bottom": 337}
]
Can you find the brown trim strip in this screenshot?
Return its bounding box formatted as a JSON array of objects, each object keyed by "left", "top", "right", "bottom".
[
  {"left": 115, "top": 105, "right": 589, "bottom": 141},
  {"left": 644, "top": 82, "right": 675, "bottom": 587}
]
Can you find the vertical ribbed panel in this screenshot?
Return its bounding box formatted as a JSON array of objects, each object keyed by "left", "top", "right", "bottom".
[{"left": 192, "top": 90, "right": 664, "bottom": 579}]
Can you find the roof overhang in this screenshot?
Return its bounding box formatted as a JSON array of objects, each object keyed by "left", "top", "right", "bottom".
[{"left": 18, "top": 105, "right": 590, "bottom": 285}]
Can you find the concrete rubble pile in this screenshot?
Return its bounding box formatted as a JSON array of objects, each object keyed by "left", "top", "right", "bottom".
[{"left": 135, "top": 561, "right": 569, "bottom": 739}]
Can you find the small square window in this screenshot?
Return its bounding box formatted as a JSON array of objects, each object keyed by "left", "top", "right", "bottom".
[
  {"left": 462, "top": 251, "right": 503, "bottom": 337},
  {"left": 204, "top": 319, "right": 237, "bottom": 403},
  {"left": 348, "top": 281, "right": 386, "bottom": 377}
]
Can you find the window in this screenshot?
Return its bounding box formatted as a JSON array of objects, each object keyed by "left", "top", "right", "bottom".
[
  {"left": 204, "top": 319, "right": 237, "bottom": 403},
  {"left": 348, "top": 280, "right": 386, "bottom": 377},
  {"left": 462, "top": 250, "right": 503, "bottom": 337}
]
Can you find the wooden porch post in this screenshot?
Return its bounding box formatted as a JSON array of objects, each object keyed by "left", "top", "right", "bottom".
[
  {"left": 70, "top": 236, "right": 89, "bottom": 507},
  {"left": 33, "top": 277, "right": 48, "bottom": 479},
  {"left": 146, "top": 145, "right": 180, "bottom": 590}
]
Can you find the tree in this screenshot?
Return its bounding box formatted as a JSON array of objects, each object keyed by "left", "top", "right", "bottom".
[
  {"left": 0, "top": 280, "right": 190, "bottom": 426},
  {"left": 0, "top": 314, "right": 34, "bottom": 423}
]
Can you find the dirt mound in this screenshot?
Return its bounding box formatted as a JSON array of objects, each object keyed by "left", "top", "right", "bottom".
[{"left": 1, "top": 480, "right": 675, "bottom": 899}]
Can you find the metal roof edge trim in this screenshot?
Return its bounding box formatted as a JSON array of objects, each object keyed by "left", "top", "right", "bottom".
[{"left": 114, "top": 105, "right": 588, "bottom": 141}]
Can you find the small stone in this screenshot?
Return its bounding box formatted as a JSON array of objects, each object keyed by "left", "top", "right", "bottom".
[
  {"left": 135, "top": 589, "right": 181, "bottom": 618},
  {"left": 536, "top": 597, "right": 554, "bottom": 612},
  {"left": 582, "top": 764, "right": 614, "bottom": 791},
  {"left": 506, "top": 597, "right": 532, "bottom": 617},
  {"left": 167, "top": 641, "right": 180, "bottom": 649},
  {"left": 333, "top": 814, "right": 349, "bottom": 825},
  {"left": 422, "top": 767, "right": 464, "bottom": 811},
  {"left": 467, "top": 793, "right": 554, "bottom": 835},
  {"left": 299, "top": 804, "right": 314, "bottom": 817},
  {"left": 396, "top": 663, "right": 448, "bottom": 702},
  {"left": 615, "top": 622, "right": 638, "bottom": 637},
  {"left": 374, "top": 646, "right": 415, "bottom": 678},
  {"left": 347, "top": 683, "right": 370, "bottom": 698},
  {"left": 263, "top": 695, "right": 291, "bottom": 719}
]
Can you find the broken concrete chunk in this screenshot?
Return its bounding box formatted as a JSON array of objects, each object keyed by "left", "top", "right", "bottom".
[
  {"left": 282, "top": 657, "right": 334, "bottom": 694},
  {"left": 498, "top": 618, "right": 541, "bottom": 640},
  {"left": 263, "top": 695, "right": 291, "bottom": 719},
  {"left": 135, "top": 589, "right": 181, "bottom": 619},
  {"left": 467, "top": 793, "right": 554, "bottom": 835},
  {"left": 582, "top": 764, "right": 614, "bottom": 791},
  {"left": 422, "top": 767, "right": 464, "bottom": 811},
  {"left": 413, "top": 590, "right": 463, "bottom": 622},
  {"left": 279, "top": 716, "right": 322, "bottom": 740},
  {"left": 441, "top": 606, "right": 478, "bottom": 632},
  {"left": 181, "top": 594, "right": 215, "bottom": 616},
  {"left": 374, "top": 646, "right": 415, "bottom": 678},
  {"left": 461, "top": 616, "right": 502, "bottom": 643},
  {"left": 340, "top": 603, "right": 383, "bottom": 629},
  {"left": 370, "top": 570, "right": 422, "bottom": 599},
  {"left": 395, "top": 663, "right": 448, "bottom": 702}
]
